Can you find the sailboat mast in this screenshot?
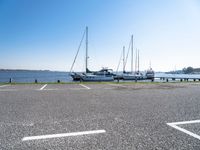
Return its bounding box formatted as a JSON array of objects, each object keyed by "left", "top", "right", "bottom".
[
  {"left": 149, "top": 61, "right": 151, "bottom": 69},
  {"left": 138, "top": 49, "right": 140, "bottom": 72},
  {"left": 135, "top": 49, "right": 137, "bottom": 74},
  {"left": 86, "top": 26, "right": 88, "bottom": 73},
  {"left": 123, "top": 46, "right": 125, "bottom": 73},
  {"left": 131, "top": 35, "right": 133, "bottom": 74}
]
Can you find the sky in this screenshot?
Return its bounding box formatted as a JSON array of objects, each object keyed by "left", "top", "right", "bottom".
[{"left": 0, "top": 0, "right": 200, "bottom": 72}]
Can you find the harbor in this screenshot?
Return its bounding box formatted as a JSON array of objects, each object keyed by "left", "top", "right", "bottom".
[
  {"left": 1, "top": 70, "right": 200, "bottom": 83},
  {"left": 1, "top": 26, "right": 199, "bottom": 84},
  {"left": 69, "top": 27, "right": 155, "bottom": 82},
  {"left": 1, "top": 0, "right": 200, "bottom": 149}
]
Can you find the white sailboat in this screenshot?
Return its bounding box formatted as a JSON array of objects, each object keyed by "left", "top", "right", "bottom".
[
  {"left": 80, "top": 27, "right": 114, "bottom": 81},
  {"left": 122, "top": 35, "right": 144, "bottom": 80},
  {"left": 70, "top": 27, "right": 114, "bottom": 81}
]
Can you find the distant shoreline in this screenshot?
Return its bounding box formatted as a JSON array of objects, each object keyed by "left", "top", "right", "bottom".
[{"left": 0, "top": 69, "right": 67, "bottom": 72}]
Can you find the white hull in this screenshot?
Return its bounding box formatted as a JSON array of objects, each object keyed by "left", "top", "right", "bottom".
[
  {"left": 80, "top": 74, "right": 114, "bottom": 81},
  {"left": 123, "top": 74, "right": 144, "bottom": 80}
]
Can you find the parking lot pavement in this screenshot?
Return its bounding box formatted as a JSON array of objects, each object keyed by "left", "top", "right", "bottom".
[
  {"left": 1, "top": 83, "right": 200, "bottom": 149},
  {"left": 0, "top": 82, "right": 192, "bottom": 91}
]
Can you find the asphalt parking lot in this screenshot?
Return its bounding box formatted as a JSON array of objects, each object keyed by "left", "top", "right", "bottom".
[{"left": 1, "top": 83, "right": 200, "bottom": 149}]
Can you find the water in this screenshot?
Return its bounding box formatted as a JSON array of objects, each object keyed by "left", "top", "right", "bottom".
[
  {"left": 0, "top": 70, "right": 72, "bottom": 83},
  {"left": 0, "top": 70, "right": 200, "bottom": 83},
  {"left": 155, "top": 72, "right": 200, "bottom": 79}
]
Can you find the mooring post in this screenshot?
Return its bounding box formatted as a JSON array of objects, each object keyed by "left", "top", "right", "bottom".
[
  {"left": 9, "top": 78, "right": 12, "bottom": 83},
  {"left": 35, "top": 79, "right": 38, "bottom": 83}
]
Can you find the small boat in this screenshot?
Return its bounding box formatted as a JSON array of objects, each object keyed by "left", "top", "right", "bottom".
[
  {"left": 145, "top": 68, "right": 155, "bottom": 80},
  {"left": 70, "top": 72, "right": 82, "bottom": 81}
]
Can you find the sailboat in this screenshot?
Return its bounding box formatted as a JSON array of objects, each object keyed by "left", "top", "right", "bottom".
[
  {"left": 122, "top": 35, "right": 144, "bottom": 80},
  {"left": 70, "top": 27, "right": 114, "bottom": 81}
]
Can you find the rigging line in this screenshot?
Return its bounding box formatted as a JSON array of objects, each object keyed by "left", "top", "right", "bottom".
[
  {"left": 116, "top": 50, "right": 123, "bottom": 73},
  {"left": 124, "top": 38, "right": 132, "bottom": 70},
  {"left": 69, "top": 30, "right": 86, "bottom": 73}
]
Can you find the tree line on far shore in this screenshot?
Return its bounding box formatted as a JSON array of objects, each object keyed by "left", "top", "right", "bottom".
[
  {"left": 182, "top": 67, "right": 200, "bottom": 74},
  {"left": 166, "top": 67, "right": 200, "bottom": 74}
]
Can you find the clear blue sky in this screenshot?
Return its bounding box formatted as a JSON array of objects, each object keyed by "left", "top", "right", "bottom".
[{"left": 0, "top": 0, "right": 200, "bottom": 72}]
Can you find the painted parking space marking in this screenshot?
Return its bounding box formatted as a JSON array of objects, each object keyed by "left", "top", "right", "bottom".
[
  {"left": 167, "top": 120, "right": 200, "bottom": 140},
  {"left": 79, "top": 84, "right": 91, "bottom": 89},
  {"left": 22, "top": 129, "right": 106, "bottom": 141},
  {"left": 40, "top": 84, "right": 47, "bottom": 90}
]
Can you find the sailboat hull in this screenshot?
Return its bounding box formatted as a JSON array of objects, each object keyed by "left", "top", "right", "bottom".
[
  {"left": 80, "top": 74, "right": 114, "bottom": 81},
  {"left": 122, "top": 74, "right": 144, "bottom": 80}
]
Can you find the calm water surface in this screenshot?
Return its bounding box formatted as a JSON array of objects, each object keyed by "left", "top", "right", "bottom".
[{"left": 0, "top": 70, "right": 71, "bottom": 83}]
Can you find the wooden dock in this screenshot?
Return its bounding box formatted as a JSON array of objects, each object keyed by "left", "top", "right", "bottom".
[{"left": 155, "top": 76, "right": 200, "bottom": 82}]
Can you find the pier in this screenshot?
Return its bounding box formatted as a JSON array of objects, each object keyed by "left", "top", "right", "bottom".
[{"left": 156, "top": 76, "right": 200, "bottom": 82}]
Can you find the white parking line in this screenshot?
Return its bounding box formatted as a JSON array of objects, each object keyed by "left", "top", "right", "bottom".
[
  {"left": 22, "top": 129, "right": 106, "bottom": 141},
  {"left": 167, "top": 120, "right": 200, "bottom": 140},
  {"left": 168, "top": 120, "right": 200, "bottom": 125},
  {"left": 40, "top": 84, "right": 47, "bottom": 90},
  {"left": 0, "top": 85, "right": 10, "bottom": 88},
  {"left": 79, "top": 84, "right": 91, "bottom": 89}
]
